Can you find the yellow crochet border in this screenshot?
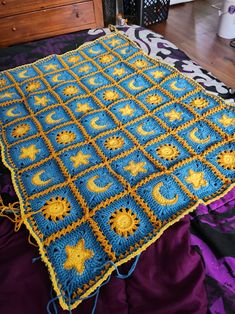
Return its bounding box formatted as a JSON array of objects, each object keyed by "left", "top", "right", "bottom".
[{"left": 0, "top": 27, "right": 234, "bottom": 310}]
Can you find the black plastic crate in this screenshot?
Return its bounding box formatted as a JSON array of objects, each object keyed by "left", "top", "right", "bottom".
[
  {"left": 123, "top": 0, "right": 170, "bottom": 26},
  {"left": 102, "top": 0, "right": 116, "bottom": 26}
]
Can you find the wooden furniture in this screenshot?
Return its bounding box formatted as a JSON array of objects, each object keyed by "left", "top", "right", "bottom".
[{"left": 0, "top": 0, "right": 103, "bottom": 47}]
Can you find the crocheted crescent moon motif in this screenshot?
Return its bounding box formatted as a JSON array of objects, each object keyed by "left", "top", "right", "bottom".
[
  {"left": 45, "top": 111, "right": 64, "bottom": 124},
  {"left": 86, "top": 175, "right": 112, "bottom": 193},
  {"left": 152, "top": 182, "right": 179, "bottom": 206},
  {"left": 189, "top": 127, "right": 211, "bottom": 144},
  {"left": 136, "top": 123, "right": 155, "bottom": 136},
  {"left": 6, "top": 106, "right": 21, "bottom": 117},
  {"left": 31, "top": 170, "right": 52, "bottom": 186}
]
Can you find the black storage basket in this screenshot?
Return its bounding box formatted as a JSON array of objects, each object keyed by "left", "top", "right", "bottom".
[
  {"left": 123, "top": 0, "right": 170, "bottom": 26},
  {"left": 102, "top": 0, "right": 116, "bottom": 26}
]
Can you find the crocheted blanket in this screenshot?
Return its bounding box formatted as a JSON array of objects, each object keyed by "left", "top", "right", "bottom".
[{"left": 0, "top": 30, "right": 234, "bottom": 310}]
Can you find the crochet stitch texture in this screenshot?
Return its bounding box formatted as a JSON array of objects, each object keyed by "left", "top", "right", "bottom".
[{"left": 0, "top": 31, "right": 234, "bottom": 310}]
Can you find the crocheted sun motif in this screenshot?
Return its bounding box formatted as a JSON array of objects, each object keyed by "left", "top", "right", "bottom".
[
  {"left": 42, "top": 197, "right": 71, "bottom": 221},
  {"left": 157, "top": 144, "right": 180, "bottom": 160},
  {"left": 26, "top": 81, "right": 41, "bottom": 92},
  {"left": 109, "top": 208, "right": 140, "bottom": 237},
  {"left": 217, "top": 151, "right": 235, "bottom": 170},
  {"left": 104, "top": 136, "right": 125, "bottom": 150},
  {"left": 56, "top": 131, "right": 76, "bottom": 144},
  {"left": 0, "top": 31, "right": 234, "bottom": 311},
  {"left": 12, "top": 124, "right": 30, "bottom": 138}
]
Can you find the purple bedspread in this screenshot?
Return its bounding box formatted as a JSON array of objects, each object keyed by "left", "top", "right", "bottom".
[
  {"left": 0, "top": 214, "right": 207, "bottom": 314},
  {"left": 0, "top": 26, "right": 234, "bottom": 314}
]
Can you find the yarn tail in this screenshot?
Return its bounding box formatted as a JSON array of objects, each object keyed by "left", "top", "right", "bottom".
[
  {"left": 0, "top": 195, "right": 21, "bottom": 228},
  {"left": 0, "top": 195, "right": 43, "bottom": 232}
]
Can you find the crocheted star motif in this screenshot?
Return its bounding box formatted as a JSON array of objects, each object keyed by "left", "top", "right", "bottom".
[
  {"left": 78, "top": 65, "right": 91, "bottom": 73},
  {"left": 103, "top": 90, "right": 119, "bottom": 101},
  {"left": 0, "top": 78, "right": 7, "bottom": 87},
  {"left": 64, "top": 239, "right": 94, "bottom": 274},
  {"left": 185, "top": 169, "right": 208, "bottom": 189},
  {"left": 99, "top": 54, "right": 113, "bottom": 64},
  {"left": 108, "top": 38, "right": 121, "bottom": 47},
  {"left": 151, "top": 70, "right": 164, "bottom": 79},
  {"left": 191, "top": 98, "right": 208, "bottom": 109},
  {"left": 44, "top": 64, "right": 58, "bottom": 71},
  {"left": 70, "top": 151, "right": 91, "bottom": 168},
  {"left": 218, "top": 114, "right": 235, "bottom": 127},
  {"left": 164, "top": 109, "right": 182, "bottom": 122},
  {"left": 26, "top": 81, "right": 41, "bottom": 92},
  {"left": 0, "top": 92, "right": 15, "bottom": 99},
  {"left": 113, "top": 68, "right": 126, "bottom": 76},
  {"left": 152, "top": 182, "right": 179, "bottom": 206},
  {"left": 68, "top": 56, "right": 80, "bottom": 63},
  {"left": 76, "top": 103, "right": 91, "bottom": 113},
  {"left": 104, "top": 136, "right": 124, "bottom": 150},
  {"left": 124, "top": 160, "right": 147, "bottom": 176},
  {"left": 63, "top": 86, "right": 79, "bottom": 96},
  {"left": 34, "top": 95, "right": 49, "bottom": 107},
  {"left": 42, "top": 196, "right": 71, "bottom": 221},
  {"left": 146, "top": 94, "right": 162, "bottom": 105},
  {"left": 157, "top": 144, "right": 179, "bottom": 160},
  {"left": 109, "top": 208, "right": 139, "bottom": 237},
  {"left": 217, "top": 150, "right": 235, "bottom": 170},
  {"left": 12, "top": 124, "right": 30, "bottom": 138},
  {"left": 119, "top": 104, "right": 134, "bottom": 116},
  {"left": 19, "top": 144, "right": 40, "bottom": 161},
  {"left": 56, "top": 131, "right": 76, "bottom": 144}
]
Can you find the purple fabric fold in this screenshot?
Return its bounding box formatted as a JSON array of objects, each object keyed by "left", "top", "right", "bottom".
[{"left": 0, "top": 216, "right": 207, "bottom": 314}]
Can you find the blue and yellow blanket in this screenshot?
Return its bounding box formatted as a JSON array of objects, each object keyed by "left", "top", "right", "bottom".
[{"left": 0, "top": 30, "right": 234, "bottom": 310}]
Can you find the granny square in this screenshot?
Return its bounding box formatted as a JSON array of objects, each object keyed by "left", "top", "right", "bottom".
[{"left": 0, "top": 30, "right": 234, "bottom": 311}]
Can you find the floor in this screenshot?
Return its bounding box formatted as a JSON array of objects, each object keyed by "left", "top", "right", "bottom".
[{"left": 149, "top": 0, "right": 235, "bottom": 89}]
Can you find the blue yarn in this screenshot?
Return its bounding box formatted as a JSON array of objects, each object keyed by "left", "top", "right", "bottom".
[
  {"left": 47, "top": 293, "right": 61, "bottom": 314},
  {"left": 61, "top": 275, "right": 111, "bottom": 314},
  {"left": 91, "top": 286, "right": 100, "bottom": 314},
  {"left": 94, "top": 254, "right": 141, "bottom": 279},
  {"left": 115, "top": 254, "right": 141, "bottom": 279},
  {"left": 50, "top": 287, "right": 58, "bottom": 314},
  {"left": 32, "top": 256, "right": 41, "bottom": 263},
  {"left": 90, "top": 275, "right": 111, "bottom": 314},
  {"left": 79, "top": 255, "right": 140, "bottom": 314}
]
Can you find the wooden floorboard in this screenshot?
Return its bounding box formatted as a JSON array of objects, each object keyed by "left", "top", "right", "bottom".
[{"left": 148, "top": 0, "right": 235, "bottom": 89}]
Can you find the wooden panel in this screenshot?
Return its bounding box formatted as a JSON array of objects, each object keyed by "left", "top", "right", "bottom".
[
  {"left": 0, "top": 0, "right": 87, "bottom": 18},
  {"left": 0, "top": 1, "right": 96, "bottom": 47},
  {"left": 93, "top": 0, "right": 104, "bottom": 28}
]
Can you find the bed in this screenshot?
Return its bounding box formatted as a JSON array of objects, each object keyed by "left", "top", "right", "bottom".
[{"left": 0, "top": 25, "right": 234, "bottom": 314}]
